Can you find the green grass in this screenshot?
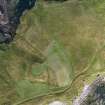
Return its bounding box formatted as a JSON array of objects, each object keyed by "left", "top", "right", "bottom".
[{"left": 1, "top": 0, "right": 105, "bottom": 105}]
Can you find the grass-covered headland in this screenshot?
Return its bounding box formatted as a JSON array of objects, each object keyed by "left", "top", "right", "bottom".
[{"left": 1, "top": 0, "right": 105, "bottom": 105}]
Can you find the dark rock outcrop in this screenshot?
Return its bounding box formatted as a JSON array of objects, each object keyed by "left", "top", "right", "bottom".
[
  {"left": 0, "top": 0, "right": 36, "bottom": 44},
  {"left": 73, "top": 76, "right": 105, "bottom": 105}
]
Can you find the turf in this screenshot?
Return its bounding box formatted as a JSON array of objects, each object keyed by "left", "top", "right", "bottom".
[{"left": 1, "top": 0, "right": 105, "bottom": 105}]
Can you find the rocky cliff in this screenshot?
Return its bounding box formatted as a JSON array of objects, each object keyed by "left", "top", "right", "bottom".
[{"left": 0, "top": 0, "right": 36, "bottom": 43}]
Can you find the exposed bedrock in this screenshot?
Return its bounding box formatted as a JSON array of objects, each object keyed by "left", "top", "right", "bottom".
[
  {"left": 0, "top": 0, "right": 36, "bottom": 44},
  {"left": 73, "top": 76, "right": 105, "bottom": 105}
]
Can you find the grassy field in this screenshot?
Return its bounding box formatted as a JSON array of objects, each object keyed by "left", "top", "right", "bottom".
[{"left": 1, "top": 0, "right": 105, "bottom": 105}]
